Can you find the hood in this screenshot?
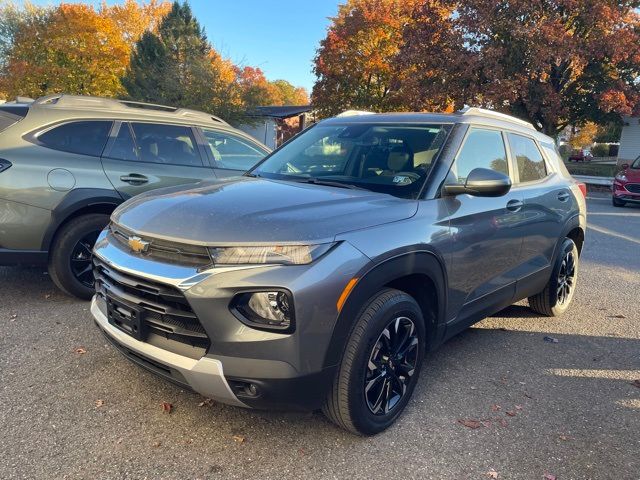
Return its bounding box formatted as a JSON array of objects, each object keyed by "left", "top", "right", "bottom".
[
  {"left": 112, "top": 177, "right": 418, "bottom": 245},
  {"left": 621, "top": 167, "right": 640, "bottom": 181}
]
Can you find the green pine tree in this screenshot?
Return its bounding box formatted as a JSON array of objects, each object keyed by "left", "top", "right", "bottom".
[{"left": 122, "top": 2, "right": 243, "bottom": 123}]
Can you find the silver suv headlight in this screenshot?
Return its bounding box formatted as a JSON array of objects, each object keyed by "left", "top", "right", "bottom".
[{"left": 209, "top": 243, "right": 334, "bottom": 265}]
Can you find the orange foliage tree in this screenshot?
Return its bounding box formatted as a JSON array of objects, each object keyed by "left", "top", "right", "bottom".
[
  {"left": 0, "top": 1, "right": 169, "bottom": 99},
  {"left": 312, "top": 0, "right": 422, "bottom": 117},
  {"left": 401, "top": 0, "right": 640, "bottom": 136}
]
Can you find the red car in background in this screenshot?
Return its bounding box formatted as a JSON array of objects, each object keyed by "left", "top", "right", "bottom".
[
  {"left": 568, "top": 148, "right": 593, "bottom": 162},
  {"left": 612, "top": 156, "right": 640, "bottom": 207}
]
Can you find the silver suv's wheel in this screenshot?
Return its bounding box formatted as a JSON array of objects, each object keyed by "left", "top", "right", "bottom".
[
  {"left": 528, "top": 237, "right": 579, "bottom": 316},
  {"left": 48, "top": 213, "right": 109, "bottom": 300},
  {"left": 322, "top": 288, "right": 426, "bottom": 435}
]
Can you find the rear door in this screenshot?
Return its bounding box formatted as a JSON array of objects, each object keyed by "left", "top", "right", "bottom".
[
  {"left": 506, "top": 133, "right": 573, "bottom": 295},
  {"left": 198, "top": 127, "right": 269, "bottom": 177},
  {"left": 101, "top": 121, "right": 216, "bottom": 199}
]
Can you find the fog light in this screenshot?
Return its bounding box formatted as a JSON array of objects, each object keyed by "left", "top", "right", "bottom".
[{"left": 231, "top": 290, "right": 294, "bottom": 332}]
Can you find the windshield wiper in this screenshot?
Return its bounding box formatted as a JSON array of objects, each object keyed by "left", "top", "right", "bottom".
[{"left": 296, "top": 178, "right": 367, "bottom": 190}]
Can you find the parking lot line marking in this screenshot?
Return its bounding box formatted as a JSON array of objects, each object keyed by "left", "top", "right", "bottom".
[{"left": 547, "top": 368, "right": 640, "bottom": 380}]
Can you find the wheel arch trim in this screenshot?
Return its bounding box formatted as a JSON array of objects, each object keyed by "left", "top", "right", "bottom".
[
  {"left": 323, "top": 248, "right": 448, "bottom": 369},
  {"left": 42, "top": 188, "right": 122, "bottom": 251}
]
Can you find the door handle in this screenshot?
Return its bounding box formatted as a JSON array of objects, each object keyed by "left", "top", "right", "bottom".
[
  {"left": 119, "top": 174, "right": 148, "bottom": 185},
  {"left": 506, "top": 199, "right": 524, "bottom": 212},
  {"left": 557, "top": 191, "right": 570, "bottom": 202}
]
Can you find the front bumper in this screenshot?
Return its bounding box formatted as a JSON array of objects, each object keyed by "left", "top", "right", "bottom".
[
  {"left": 90, "top": 228, "right": 370, "bottom": 410},
  {"left": 92, "top": 296, "right": 247, "bottom": 407}
]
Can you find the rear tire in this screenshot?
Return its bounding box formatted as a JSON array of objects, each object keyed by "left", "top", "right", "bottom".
[
  {"left": 612, "top": 196, "right": 626, "bottom": 207},
  {"left": 48, "top": 213, "right": 110, "bottom": 300},
  {"left": 528, "top": 238, "right": 579, "bottom": 317},
  {"left": 322, "top": 288, "right": 426, "bottom": 435}
]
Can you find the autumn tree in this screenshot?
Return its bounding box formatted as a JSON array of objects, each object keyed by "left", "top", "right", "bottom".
[
  {"left": 312, "top": 0, "right": 421, "bottom": 117},
  {"left": 236, "top": 66, "right": 283, "bottom": 107},
  {"left": 102, "top": 0, "right": 170, "bottom": 47},
  {"left": 402, "top": 0, "right": 640, "bottom": 136},
  {"left": 271, "top": 79, "right": 309, "bottom": 105},
  {"left": 0, "top": 1, "right": 168, "bottom": 99},
  {"left": 569, "top": 122, "right": 598, "bottom": 149}
]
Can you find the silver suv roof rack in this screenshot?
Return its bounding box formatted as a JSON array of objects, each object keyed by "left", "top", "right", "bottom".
[
  {"left": 32, "top": 94, "right": 229, "bottom": 125},
  {"left": 459, "top": 106, "right": 535, "bottom": 130}
]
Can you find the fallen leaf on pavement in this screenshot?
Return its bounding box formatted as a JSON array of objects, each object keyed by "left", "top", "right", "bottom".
[
  {"left": 543, "top": 336, "right": 559, "bottom": 343},
  {"left": 498, "top": 418, "right": 509, "bottom": 427},
  {"left": 74, "top": 347, "right": 87, "bottom": 355},
  {"left": 543, "top": 473, "right": 557, "bottom": 480},
  {"left": 559, "top": 434, "right": 569, "bottom": 441},
  {"left": 506, "top": 410, "right": 516, "bottom": 417},
  {"left": 491, "top": 404, "right": 501, "bottom": 412},
  {"left": 94, "top": 399, "right": 104, "bottom": 408},
  {"left": 9, "top": 314, "right": 17, "bottom": 321},
  {"left": 198, "top": 398, "right": 215, "bottom": 407},
  {"left": 515, "top": 405, "right": 523, "bottom": 410},
  {"left": 631, "top": 380, "right": 640, "bottom": 388},
  {"left": 153, "top": 441, "right": 161, "bottom": 448},
  {"left": 481, "top": 420, "right": 492, "bottom": 427},
  {"left": 606, "top": 314, "right": 626, "bottom": 319},
  {"left": 45, "top": 294, "right": 51, "bottom": 299},
  {"left": 161, "top": 402, "right": 173, "bottom": 414},
  {"left": 486, "top": 468, "right": 499, "bottom": 479},
  {"left": 232, "top": 435, "right": 245, "bottom": 443},
  {"left": 457, "top": 419, "right": 482, "bottom": 429}
]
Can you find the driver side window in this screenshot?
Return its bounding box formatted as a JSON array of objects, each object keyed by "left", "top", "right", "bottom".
[{"left": 451, "top": 128, "right": 508, "bottom": 183}]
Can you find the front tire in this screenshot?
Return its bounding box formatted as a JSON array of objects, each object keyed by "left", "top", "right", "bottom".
[
  {"left": 48, "top": 213, "right": 110, "bottom": 300},
  {"left": 322, "top": 289, "right": 426, "bottom": 435},
  {"left": 612, "top": 196, "right": 626, "bottom": 207},
  {"left": 528, "top": 238, "right": 579, "bottom": 317}
]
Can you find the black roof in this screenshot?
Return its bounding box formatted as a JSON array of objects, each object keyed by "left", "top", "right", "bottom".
[{"left": 249, "top": 105, "right": 313, "bottom": 119}]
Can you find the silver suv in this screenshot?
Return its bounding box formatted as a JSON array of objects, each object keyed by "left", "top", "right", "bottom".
[
  {"left": 0, "top": 95, "right": 268, "bottom": 299},
  {"left": 90, "top": 108, "right": 587, "bottom": 435}
]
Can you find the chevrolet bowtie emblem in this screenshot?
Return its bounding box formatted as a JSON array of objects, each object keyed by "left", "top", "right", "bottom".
[{"left": 128, "top": 235, "right": 150, "bottom": 253}]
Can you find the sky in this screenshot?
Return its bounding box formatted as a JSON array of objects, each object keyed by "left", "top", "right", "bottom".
[{"left": 29, "top": 0, "right": 342, "bottom": 92}]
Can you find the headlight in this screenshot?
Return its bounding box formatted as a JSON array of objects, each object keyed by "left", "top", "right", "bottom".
[
  {"left": 616, "top": 174, "right": 628, "bottom": 182},
  {"left": 209, "top": 243, "right": 334, "bottom": 265},
  {"left": 231, "top": 290, "right": 294, "bottom": 332}
]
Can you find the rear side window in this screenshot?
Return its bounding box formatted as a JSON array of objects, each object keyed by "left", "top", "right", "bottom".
[
  {"left": 130, "top": 123, "right": 202, "bottom": 167},
  {"left": 37, "top": 121, "right": 112, "bottom": 157},
  {"left": 0, "top": 105, "right": 29, "bottom": 117},
  {"left": 202, "top": 128, "right": 267, "bottom": 170},
  {"left": 508, "top": 133, "right": 548, "bottom": 182},
  {"left": 451, "top": 128, "right": 508, "bottom": 183},
  {"left": 107, "top": 123, "right": 138, "bottom": 162}
]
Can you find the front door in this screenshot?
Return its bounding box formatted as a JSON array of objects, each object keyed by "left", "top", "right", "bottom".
[
  {"left": 101, "top": 122, "right": 216, "bottom": 199},
  {"left": 439, "top": 127, "right": 525, "bottom": 329}
]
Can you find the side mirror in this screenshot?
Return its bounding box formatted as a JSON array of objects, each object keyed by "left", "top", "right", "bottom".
[
  {"left": 621, "top": 163, "right": 630, "bottom": 170},
  {"left": 443, "top": 168, "right": 512, "bottom": 197}
]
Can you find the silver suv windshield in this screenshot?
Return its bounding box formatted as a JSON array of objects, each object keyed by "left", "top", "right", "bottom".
[{"left": 251, "top": 123, "right": 452, "bottom": 199}]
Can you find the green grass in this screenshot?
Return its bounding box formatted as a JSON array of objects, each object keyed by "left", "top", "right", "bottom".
[{"left": 564, "top": 162, "right": 617, "bottom": 177}]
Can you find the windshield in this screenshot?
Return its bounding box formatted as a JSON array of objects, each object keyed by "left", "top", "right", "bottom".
[
  {"left": 251, "top": 123, "right": 452, "bottom": 199},
  {"left": 632, "top": 156, "right": 640, "bottom": 169}
]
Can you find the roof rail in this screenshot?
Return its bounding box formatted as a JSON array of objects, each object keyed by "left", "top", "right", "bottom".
[
  {"left": 336, "top": 110, "right": 375, "bottom": 117},
  {"left": 32, "top": 94, "right": 228, "bottom": 125},
  {"left": 174, "top": 108, "right": 228, "bottom": 125},
  {"left": 459, "top": 106, "right": 535, "bottom": 130}
]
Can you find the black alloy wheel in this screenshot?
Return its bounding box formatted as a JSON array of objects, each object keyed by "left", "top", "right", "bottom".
[
  {"left": 556, "top": 250, "right": 576, "bottom": 306},
  {"left": 365, "top": 316, "right": 419, "bottom": 415},
  {"left": 69, "top": 230, "right": 100, "bottom": 288}
]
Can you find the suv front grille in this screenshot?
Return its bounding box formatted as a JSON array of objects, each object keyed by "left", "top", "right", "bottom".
[
  {"left": 93, "top": 257, "right": 210, "bottom": 359},
  {"left": 625, "top": 183, "right": 640, "bottom": 193},
  {"left": 109, "top": 223, "right": 212, "bottom": 268}
]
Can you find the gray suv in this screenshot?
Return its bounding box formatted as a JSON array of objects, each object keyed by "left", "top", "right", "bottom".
[
  {"left": 0, "top": 94, "right": 269, "bottom": 299},
  {"left": 90, "top": 108, "right": 587, "bottom": 435}
]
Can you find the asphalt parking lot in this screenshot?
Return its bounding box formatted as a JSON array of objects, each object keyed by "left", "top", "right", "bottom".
[{"left": 1, "top": 194, "right": 639, "bottom": 480}]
